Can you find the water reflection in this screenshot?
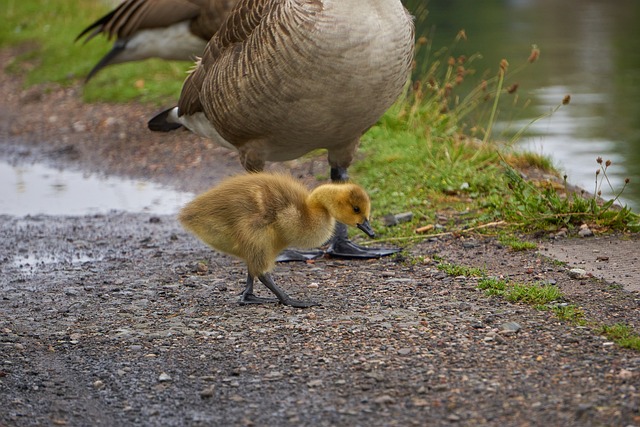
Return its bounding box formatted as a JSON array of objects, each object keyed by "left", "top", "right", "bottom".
[
  {"left": 405, "top": 0, "right": 640, "bottom": 210},
  {"left": 0, "top": 161, "right": 194, "bottom": 216}
]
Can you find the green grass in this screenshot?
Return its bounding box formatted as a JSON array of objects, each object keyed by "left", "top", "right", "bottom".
[
  {"left": 599, "top": 323, "right": 640, "bottom": 351},
  {"left": 2, "top": 0, "right": 188, "bottom": 104},
  {"left": 3, "top": 0, "right": 639, "bottom": 235},
  {"left": 476, "top": 277, "right": 562, "bottom": 305},
  {"left": 552, "top": 304, "right": 586, "bottom": 325},
  {"left": 498, "top": 235, "right": 537, "bottom": 251},
  {"left": 436, "top": 262, "right": 485, "bottom": 277}
]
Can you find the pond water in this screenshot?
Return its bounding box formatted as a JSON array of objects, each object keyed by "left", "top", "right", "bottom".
[
  {"left": 0, "top": 160, "right": 193, "bottom": 216},
  {"left": 407, "top": 0, "right": 640, "bottom": 210}
]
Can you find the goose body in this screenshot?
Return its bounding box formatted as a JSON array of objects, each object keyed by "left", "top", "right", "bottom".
[
  {"left": 179, "top": 173, "right": 375, "bottom": 307},
  {"left": 150, "top": 0, "right": 414, "bottom": 173},
  {"left": 77, "top": 0, "right": 237, "bottom": 81}
]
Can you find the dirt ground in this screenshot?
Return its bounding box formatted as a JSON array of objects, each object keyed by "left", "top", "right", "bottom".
[{"left": 1, "top": 48, "right": 639, "bottom": 426}]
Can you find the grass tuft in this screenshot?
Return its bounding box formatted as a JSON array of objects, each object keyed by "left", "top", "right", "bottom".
[
  {"left": 436, "top": 262, "right": 485, "bottom": 277},
  {"left": 498, "top": 235, "right": 537, "bottom": 251},
  {"left": 599, "top": 324, "right": 640, "bottom": 351}
]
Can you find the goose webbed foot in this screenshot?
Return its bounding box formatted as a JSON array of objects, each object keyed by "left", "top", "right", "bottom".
[
  {"left": 325, "top": 236, "right": 400, "bottom": 258},
  {"left": 275, "top": 248, "right": 325, "bottom": 262},
  {"left": 258, "top": 273, "right": 319, "bottom": 308},
  {"left": 326, "top": 221, "right": 400, "bottom": 259}
]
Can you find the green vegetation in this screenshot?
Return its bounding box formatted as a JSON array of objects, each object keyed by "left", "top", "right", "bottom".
[
  {"left": 498, "top": 234, "right": 537, "bottom": 251},
  {"left": 552, "top": 304, "right": 585, "bottom": 325},
  {"left": 599, "top": 323, "right": 640, "bottom": 351},
  {"left": 477, "top": 276, "right": 562, "bottom": 305},
  {"left": 436, "top": 262, "right": 485, "bottom": 277},
  {"left": 476, "top": 275, "right": 584, "bottom": 326},
  {"left": 2, "top": 0, "right": 188, "bottom": 104},
  {"left": 2, "top": 0, "right": 639, "bottom": 236}
]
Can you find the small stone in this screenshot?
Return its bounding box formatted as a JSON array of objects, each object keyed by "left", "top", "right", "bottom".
[
  {"left": 200, "top": 386, "right": 215, "bottom": 398},
  {"left": 307, "top": 282, "right": 319, "bottom": 289},
  {"left": 382, "top": 212, "right": 413, "bottom": 227},
  {"left": 568, "top": 268, "right": 587, "bottom": 279},
  {"left": 307, "top": 379, "right": 323, "bottom": 387},
  {"left": 500, "top": 321, "right": 522, "bottom": 334},
  {"left": 397, "top": 347, "right": 412, "bottom": 356},
  {"left": 158, "top": 372, "right": 172, "bottom": 382},
  {"left": 373, "top": 394, "right": 396, "bottom": 404},
  {"left": 618, "top": 369, "right": 634, "bottom": 380},
  {"left": 93, "top": 380, "right": 104, "bottom": 389},
  {"left": 63, "top": 287, "right": 79, "bottom": 296},
  {"left": 578, "top": 228, "right": 593, "bottom": 237}
]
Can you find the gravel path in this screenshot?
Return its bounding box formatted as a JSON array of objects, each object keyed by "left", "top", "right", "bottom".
[{"left": 1, "top": 47, "right": 639, "bottom": 426}]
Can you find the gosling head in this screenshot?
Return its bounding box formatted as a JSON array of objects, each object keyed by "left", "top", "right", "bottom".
[{"left": 334, "top": 184, "right": 375, "bottom": 238}]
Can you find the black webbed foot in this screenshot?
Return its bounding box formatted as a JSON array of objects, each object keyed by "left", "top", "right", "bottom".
[
  {"left": 325, "top": 237, "right": 400, "bottom": 259},
  {"left": 275, "top": 248, "right": 325, "bottom": 262},
  {"left": 239, "top": 292, "right": 279, "bottom": 305},
  {"left": 258, "top": 273, "right": 318, "bottom": 308}
]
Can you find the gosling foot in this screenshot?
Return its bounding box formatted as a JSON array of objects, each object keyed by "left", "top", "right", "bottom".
[
  {"left": 278, "top": 298, "right": 319, "bottom": 308},
  {"left": 258, "top": 273, "right": 319, "bottom": 309},
  {"left": 239, "top": 292, "right": 278, "bottom": 305}
]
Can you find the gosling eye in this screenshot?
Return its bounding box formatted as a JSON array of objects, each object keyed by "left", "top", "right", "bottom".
[{"left": 353, "top": 206, "right": 361, "bottom": 214}]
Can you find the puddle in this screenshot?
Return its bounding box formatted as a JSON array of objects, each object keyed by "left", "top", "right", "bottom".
[
  {"left": 0, "top": 160, "right": 194, "bottom": 216},
  {"left": 12, "top": 252, "right": 99, "bottom": 272}
]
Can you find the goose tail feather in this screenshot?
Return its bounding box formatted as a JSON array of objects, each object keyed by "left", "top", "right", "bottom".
[{"left": 148, "top": 107, "right": 183, "bottom": 132}]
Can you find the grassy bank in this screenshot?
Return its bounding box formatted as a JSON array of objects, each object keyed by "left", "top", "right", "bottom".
[{"left": 3, "top": 0, "right": 638, "bottom": 239}]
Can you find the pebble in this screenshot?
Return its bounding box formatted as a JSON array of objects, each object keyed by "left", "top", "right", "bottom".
[
  {"left": 578, "top": 224, "right": 593, "bottom": 237},
  {"left": 200, "top": 386, "right": 215, "bottom": 398},
  {"left": 500, "top": 322, "right": 522, "bottom": 335},
  {"left": 158, "top": 372, "right": 172, "bottom": 382},
  {"left": 373, "top": 394, "right": 396, "bottom": 404},
  {"left": 618, "top": 369, "right": 634, "bottom": 380},
  {"left": 382, "top": 212, "right": 413, "bottom": 226},
  {"left": 568, "top": 268, "right": 587, "bottom": 279}
]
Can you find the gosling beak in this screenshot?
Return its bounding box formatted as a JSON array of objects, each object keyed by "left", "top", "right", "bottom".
[{"left": 357, "top": 219, "right": 376, "bottom": 238}]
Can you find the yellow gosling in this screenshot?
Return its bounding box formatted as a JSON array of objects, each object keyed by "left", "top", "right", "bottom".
[{"left": 179, "top": 173, "right": 375, "bottom": 308}]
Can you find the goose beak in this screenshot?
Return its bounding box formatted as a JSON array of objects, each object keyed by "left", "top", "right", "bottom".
[{"left": 357, "top": 219, "right": 376, "bottom": 238}]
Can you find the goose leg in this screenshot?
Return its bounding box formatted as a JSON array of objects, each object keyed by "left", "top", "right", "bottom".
[
  {"left": 239, "top": 273, "right": 278, "bottom": 304},
  {"left": 325, "top": 167, "right": 401, "bottom": 259},
  {"left": 258, "top": 273, "right": 319, "bottom": 308}
]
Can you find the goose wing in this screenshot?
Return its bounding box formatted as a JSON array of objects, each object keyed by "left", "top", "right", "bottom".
[
  {"left": 77, "top": 0, "right": 201, "bottom": 43},
  {"left": 186, "top": 0, "right": 241, "bottom": 40},
  {"left": 177, "top": 0, "right": 274, "bottom": 116}
]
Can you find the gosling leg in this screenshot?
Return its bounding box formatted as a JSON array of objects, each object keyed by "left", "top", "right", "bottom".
[
  {"left": 239, "top": 273, "right": 278, "bottom": 304},
  {"left": 258, "top": 273, "right": 318, "bottom": 308}
]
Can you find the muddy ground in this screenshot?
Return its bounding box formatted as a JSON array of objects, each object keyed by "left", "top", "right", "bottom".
[{"left": 1, "top": 48, "right": 639, "bottom": 426}]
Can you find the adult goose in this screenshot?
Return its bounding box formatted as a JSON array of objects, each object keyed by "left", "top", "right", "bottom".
[
  {"left": 149, "top": 0, "right": 415, "bottom": 258},
  {"left": 76, "top": 0, "right": 237, "bottom": 81}
]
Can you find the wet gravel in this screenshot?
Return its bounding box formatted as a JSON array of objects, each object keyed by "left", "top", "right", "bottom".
[
  {"left": 1, "top": 47, "right": 640, "bottom": 426},
  {"left": 1, "top": 214, "right": 639, "bottom": 426}
]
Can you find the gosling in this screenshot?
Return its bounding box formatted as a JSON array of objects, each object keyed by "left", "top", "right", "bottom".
[{"left": 179, "top": 173, "right": 376, "bottom": 308}]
